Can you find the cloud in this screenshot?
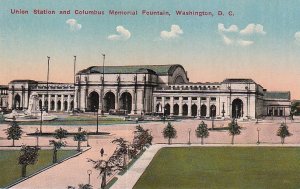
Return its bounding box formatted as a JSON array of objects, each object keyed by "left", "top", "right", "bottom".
[
  {"left": 160, "top": 25, "right": 183, "bottom": 40},
  {"left": 108, "top": 26, "right": 131, "bottom": 41},
  {"left": 294, "top": 32, "right": 300, "bottom": 43},
  {"left": 240, "top": 24, "right": 266, "bottom": 35},
  {"left": 218, "top": 23, "right": 265, "bottom": 47},
  {"left": 218, "top": 23, "right": 239, "bottom": 33},
  {"left": 66, "top": 19, "right": 82, "bottom": 31}
]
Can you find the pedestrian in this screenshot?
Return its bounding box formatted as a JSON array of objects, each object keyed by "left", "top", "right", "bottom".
[{"left": 100, "top": 148, "right": 104, "bottom": 157}]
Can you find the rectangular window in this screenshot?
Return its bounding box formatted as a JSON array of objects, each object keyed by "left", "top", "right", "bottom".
[
  {"left": 166, "top": 97, "right": 170, "bottom": 100},
  {"left": 183, "top": 97, "right": 188, "bottom": 100},
  {"left": 157, "top": 97, "right": 162, "bottom": 100},
  {"left": 201, "top": 97, "right": 207, "bottom": 100},
  {"left": 210, "top": 97, "right": 216, "bottom": 101},
  {"left": 192, "top": 97, "right": 197, "bottom": 100},
  {"left": 174, "top": 97, "right": 179, "bottom": 100}
]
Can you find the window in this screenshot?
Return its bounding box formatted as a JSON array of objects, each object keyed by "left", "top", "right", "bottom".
[
  {"left": 183, "top": 97, "right": 188, "bottom": 100},
  {"left": 192, "top": 97, "right": 197, "bottom": 100},
  {"left": 166, "top": 97, "right": 170, "bottom": 100},
  {"left": 201, "top": 97, "right": 207, "bottom": 100},
  {"left": 210, "top": 97, "right": 216, "bottom": 101},
  {"left": 157, "top": 97, "right": 162, "bottom": 100},
  {"left": 174, "top": 97, "right": 179, "bottom": 100}
]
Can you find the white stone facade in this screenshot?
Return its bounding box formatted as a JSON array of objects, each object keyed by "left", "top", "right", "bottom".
[{"left": 5, "top": 64, "right": 291, "bottom": 118}]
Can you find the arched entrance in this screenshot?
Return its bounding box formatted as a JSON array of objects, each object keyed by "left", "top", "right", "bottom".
[
  {"left": 173, "top": 104, "right": 179, "bottom": 115},
  {"left": 120, "top": 92, "right": 132, "bottom": 114},
  {"left": 232, "top": 99, "right": 243, "bottom": 118},
  {"left": 200, "top": 104, "right": 207, "bottom": 117},
  {"left": 164, "top": 103, "right": 170, "bottom": 116},
  {"left": 64, "top": 101, "right": 68, "bottom": 111},
  {"left": 87, "top": 91, "right": 99, "bottom": 112},
  {"left": 70, "top": 101, "right": 74, "bottom": 111},
  {"left": 210, "top": 105, "right": 216, "bottom": 118},
  {"left": 44, "top": 100, "right": 48, "bottom": 110},
  {"left": 104, "top": 92, "right": 115, "bottom": 112},
  {"left": 14, "top": 94, "right": 21, "bottom": 109},
  {"left": 191, "top": 104, "right": 197, "bottom": 117},
  {"left": 57, "top": 101, "right": 61, "bottom": 111},
  {"left": 182, "top": 104, "right": 188, "bottom": 116},
  {"left": 50, "top": 101, "right": 55, "bottom": 111}
]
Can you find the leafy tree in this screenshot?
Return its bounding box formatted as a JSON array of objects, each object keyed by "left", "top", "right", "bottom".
[
  {"left": 5, "top": 118, "right": 23, "bottom": 146},
  {"left": 88, "top": 154, "right": 121, "bottom": 189},
  {"left": 195, "top": 121, "right": 209, "bottom": 145},
  {"left": 132, "top": 125, "right": 153, "bottom": 151},
  {"left": 74, "top": 127, "right": 87, "bottom": 151},
  {"left": 18, "top": 145, "right": 40, "bottom": 177},
  {"left": 67, "top": 184, "right": 93, "bottom": 189},
  {"left": 112, "top": 138, "right": 129, "bottom": 168},
  {"left": 54, "top": 127, "right": 68, "bottom": 142},
  {"left": 277, "top": 122, "right": 292, "bottom": 144},
  {"left": 49, "top": 140, "right": 66, "bottom": 163},
  {"left": 228, "top": 120, "right": 242, "bottom": 145},
  {"left": 162, "top": 122, "right": 177, "bottom": 145}
]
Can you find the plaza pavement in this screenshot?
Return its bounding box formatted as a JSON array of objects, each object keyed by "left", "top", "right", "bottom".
[{"left": 1, "top": 117, "right": 300, "bottom": 189}]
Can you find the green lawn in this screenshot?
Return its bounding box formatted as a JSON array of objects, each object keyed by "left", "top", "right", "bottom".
[
  {"left": 134, "top": 147, "right": 300, "bottom": 189},
  {"left": 0, "top": 150, "right": 77, "bottom": 188}
]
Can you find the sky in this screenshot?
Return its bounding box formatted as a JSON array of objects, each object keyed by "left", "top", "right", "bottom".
[{"left": 1, "top": 0, "right": 300, "bottom": 98}]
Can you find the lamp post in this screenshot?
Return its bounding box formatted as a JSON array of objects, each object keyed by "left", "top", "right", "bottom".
[
  {"left": 86, "top": 130, "right": 90, "bottom": 147},
  {"left": 35, "top": 128, "right": 39, "bottom": 147},
  {"left": 87, "top": 169, "right": 92, "bottom": 185},
  {"left": 188, "top": 128, "right": 191, "bottom": 145},
  {"left": 40, "top": 107, "right": 43, "bottom": 134},
  {"left": 101, "top": 53, "right": 105, "bottom": 115},
  {"left": 96, "top": 106, "right": 99, "bottom": 134},
  {"left": 73, "top": 56, "right": 76, "bottom": 113},
  {"left": 257, "top": 127, "right": 260, "bottom": 144},
  {"left": 221, "top": 102, "right": 225, "bottom": 117},
  {"left": 46, "top": 56, "right": 50, "bottom": 112}
]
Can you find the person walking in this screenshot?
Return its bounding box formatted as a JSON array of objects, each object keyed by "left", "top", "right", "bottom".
[{"left": 100, "top": 148, "right": 104, "bottom": 157}]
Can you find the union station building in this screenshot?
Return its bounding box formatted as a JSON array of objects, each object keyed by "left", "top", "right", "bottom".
[{"left": 1, "top": 64, "right": 291, "bottom": 119}]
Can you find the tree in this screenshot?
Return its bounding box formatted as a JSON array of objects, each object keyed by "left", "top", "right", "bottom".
[
  {"left": 5, "top": 118, "right": 23, "bottom": 146},
  {"left": 162, "top": 122, "right": 177, "bottom": 145},
  {"left": 112, "top": 138, "right": 129, "bottom": 168},
  {"left": 18, "top": 145, "right": 40, "bottom": 177},
  {"left": 277, "top": 122, "right": 292, "bottom": 144},
  {"left": 54, "top": 127, "right": 68, "bottom": 142},
  {"left": 74, "top": 127, "right": 87, "bottom": 151},
  {"left": 67, "top": 184, "right": 93, "bottom": 189},
  {"left": 88, "top": 154, "right": 121, "bottom": 189},
  {"left": 49, "top": 140, "right": 66, "bottom": 163},
  {"left": 195, "top": 121, "right": 209, "bottom": 145},
  {"left": 132, "top": 125, "right": 153, "bottom": 151},
  {"left": 228, "top": 120, "right": 241, "bottom": 145}
]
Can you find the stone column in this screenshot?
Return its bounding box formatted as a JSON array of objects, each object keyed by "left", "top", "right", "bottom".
[
  {"left": 179, "top": 96, "right": 183, "bottom": 116},
  {"left": 48, "top": 95, "right": 51, "bottom": 111},
  {"left": 197, "top": 97, "right": 201, "bottom": 117},
  {"left": 153, "top": 96, "right": 157, "bottom": 112},
  {"left": 60, "top": 95, "right": 64, "bottom": 111},
  {"left": 207, "top": 98, "right": 210, "bottom": 117},
  {"left": 54, "top": 94, "right": 58, "bottom": 111},
  {"left": 74, "top": 88, "right": 78, "bottom": 110},
  {"left": 42, "top": 94, "right": 45, "bottom": 107},
  {"left": 170, "top": 96, "right": 174, "bottom": 115},
  {"left": 188, "top": 97, "right": 192, "bottom": 116},
  {"left": 162, "top": 96, "right": 165, "bottom": 113},
  {"left": 67, "top": 95, "right": 71, "bottom": 111},
  {"left": 81, "top": 87, "right": 86, "bottom": 111}
]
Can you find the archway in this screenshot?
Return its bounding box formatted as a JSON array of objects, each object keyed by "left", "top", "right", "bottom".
[
  {"left": 70, "top": 101, "right": 74, "bottom": 111},
  {"left": 191, "top": 104, "right": 197, "bottom": 117},
  {"left": 232, "top": 99, "right": 243, "bottom": 118},
  {"left": 50, "top": 101, "right": 55, "bottom": 111},
  {"left": 120, "top": 92, "right": 132, "bottom": 114},
  {"left": 14, "top": 94, "right": 21, "bottom": 109},
  {"left": 44, "top": 100, "right": 48, "bottom": 110},
  {"left": 104, "top": 92, "right": 115, "bottom": 112},
  {"left": 182, "top": 104, "right": 188, "bottom": 116},
  {"left": 210, "top": 105, "right": 216, "bottom": 118},
  {"left": 173, "top": 104, "right": 179, "bottom": 115},
  {"left": 87, "top": 91, "right": 99, "bottom": 112},
  {"left": 57, "top": 100, "right": 61, "bottom": 111},
  {"left": 164, "top": 103, "right": 170, "bottom": 116},
  {"left": 200, "top": 104, "right": 207, "bottom": 117},
  {"left": 64, "top": 101, "right": 68, "bottom": 111}
]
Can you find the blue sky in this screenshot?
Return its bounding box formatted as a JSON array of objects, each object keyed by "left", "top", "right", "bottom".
[{"left": 1, "top": 0, "right": 300, "bottom": 98}]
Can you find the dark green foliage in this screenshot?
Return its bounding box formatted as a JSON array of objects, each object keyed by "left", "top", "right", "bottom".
[
  {"left": 277, "top": 122, "right": 292, "bottom": 144},
  {"left": 132, "top": 125, "right": 153, "bottom": 151},
  {"left": 73, "top": 127, "right": 87, "bottom": 151},
  {"left": 112, "top": 138, "right": 129, "bottom": 168},
  {"left": 162, "top": 122, "right": 177, "bottom": 144},
  {"left": 67, "top": 184, "right": 93, "bottom": 189},
  {"left": 49, "top": 140, "right": 66, "bottom": 163},
  {"left": 228, "top": 120, "right": 242, "bottom": 144},
  {"left": 18, "top": 145, "right": 40, "bottom": 177},
  {"left": 5, "top": 119, "right": 23, "bottom": 146},
  {"left": 195, "top": 121, "right": 209, "bottom": 145},
  {"left": 54, "top": 127, "right": 68, "bottom": 141}
]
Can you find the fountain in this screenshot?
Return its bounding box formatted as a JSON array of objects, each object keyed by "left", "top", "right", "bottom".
[{"left": 4, "top": 92, "right": 57, "bottom": 122}]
